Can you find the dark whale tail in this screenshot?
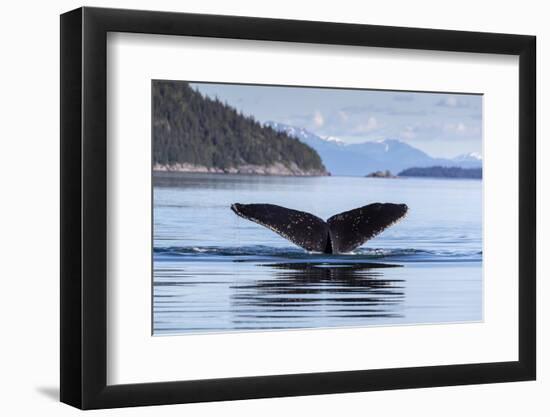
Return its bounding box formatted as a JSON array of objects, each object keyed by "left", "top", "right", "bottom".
[{"left": 230, "top": 203, "right": 408, "bottom": 254}]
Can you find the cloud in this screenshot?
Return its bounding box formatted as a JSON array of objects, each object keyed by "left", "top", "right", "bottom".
[
  {"left": 313, "top": 110, "right": 324, "bottom": 127},
  {"left": 339, "top": 104, "right": 425, "bottom": 117},
  {"left": 436, "top": 96, "right": 471, "bottom": 108},
  {"left": 340, "top": 104, "right": 392, "bottom": 114},
  {"left": 351, "top": 116, "right": 379, "bottom": 134},
  {"left": 444, "top": 122, "right": 468, "bottom": 134},
  {"left": 400, "top": 126, "right": 416, "bottom": 140},
  {"left": 337, "top": 110, "right": 349, "bottom": 123},
  {"left": 388, "top": 109, "right": 428, "bottom": 116}
]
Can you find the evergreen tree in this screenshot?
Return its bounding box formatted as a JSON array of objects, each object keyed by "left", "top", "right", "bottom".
[{"left": 152, "top": 80, "right": 326, "bottom": 173}]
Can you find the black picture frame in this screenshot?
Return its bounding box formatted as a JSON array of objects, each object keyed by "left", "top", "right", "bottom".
[{"left": 60, "top": 6, "right": 536, "bottom": 410}]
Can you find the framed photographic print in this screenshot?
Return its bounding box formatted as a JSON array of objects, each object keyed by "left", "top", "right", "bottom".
[{"left": 60, "top": 6, "right": 536, "bottom": 409}]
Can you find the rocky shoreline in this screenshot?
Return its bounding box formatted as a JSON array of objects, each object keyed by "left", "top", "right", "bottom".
[
  {"left": 153, "top": 163, "right": 328, "bottom": 177},
  {"left": 366, "top": 170, "right": 398, "bottom": 179}
]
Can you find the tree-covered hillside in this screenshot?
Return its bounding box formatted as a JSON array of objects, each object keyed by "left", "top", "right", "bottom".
[
  {"left": 398, "top": 166, "right": 482, "bottom": 179},
  {"left": 152, "top": 81, "right": 327, "bottom": 175}
]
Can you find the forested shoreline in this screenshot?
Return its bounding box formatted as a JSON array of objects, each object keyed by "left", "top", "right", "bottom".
[
  {"left": 398, "top": 166, "right": 482, "bottom": 179},
  {"left": 152, "top": 81, "right": 327, "bottom": 176}
]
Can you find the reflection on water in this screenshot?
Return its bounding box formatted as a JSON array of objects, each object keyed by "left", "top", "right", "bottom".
[
  {"left": 154, "top": 257, "right": 409, "bottom": 333},
  {"left": 153, "top": 173, "right": 483, "bottom": 335},
  {"left": 230, "top": 263, "right": 405, "bottom": 327}
]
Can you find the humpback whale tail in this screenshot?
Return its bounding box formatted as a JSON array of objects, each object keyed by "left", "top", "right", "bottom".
[{"left": 230, "top": 202, "right": 408, "bottom": 254}]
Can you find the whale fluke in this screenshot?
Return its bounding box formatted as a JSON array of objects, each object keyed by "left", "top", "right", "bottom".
[
  {"left": 231, "top": 203, "right": 330, "bottom": 253},
  {"left": 231, "top": 202, "right": 408, "bottom": 254},
  {"left": 327, "top": 203, "right": 408, "bottom": 253}
]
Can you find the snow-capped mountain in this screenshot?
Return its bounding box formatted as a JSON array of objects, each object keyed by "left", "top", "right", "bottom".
[
  {"left": 320, "top": 135, "right": 345, "bottom": 144},
  {"left": 451, "top": 152, "right": 483, "bottom": 168},
  {"left": 454, "top": 152, "right": 482, "bottom": 161},
  {"left": 265, "top": 121, "right": 482, "bottom": 176},
  {"left": 266, "top": 122, "right": 345, "bottom": 146}
]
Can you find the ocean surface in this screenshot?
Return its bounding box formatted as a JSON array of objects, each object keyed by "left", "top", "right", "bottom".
[{"left": 153, "top": 172, "right": 482, "bottom": 335}]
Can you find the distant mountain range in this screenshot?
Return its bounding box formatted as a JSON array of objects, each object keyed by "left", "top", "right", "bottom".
[{"left": 265, "top": 121, "right": 482, "bottom": 176}]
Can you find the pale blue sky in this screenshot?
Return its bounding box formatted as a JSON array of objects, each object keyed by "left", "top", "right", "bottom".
[{"left": 190, "top": 82, "right": 482, "bottom": 158}]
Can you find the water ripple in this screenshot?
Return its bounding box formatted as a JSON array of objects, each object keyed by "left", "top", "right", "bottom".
[{"left": 153, "top": 245, "right": 482, "bottom": 262}]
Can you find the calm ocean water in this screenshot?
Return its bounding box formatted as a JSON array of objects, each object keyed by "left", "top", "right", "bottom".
[{"left": 153, "top": 172, "right": 482, "bottom": 335}]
